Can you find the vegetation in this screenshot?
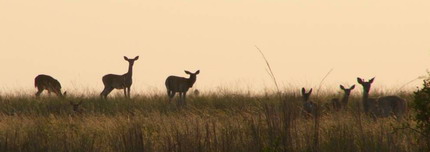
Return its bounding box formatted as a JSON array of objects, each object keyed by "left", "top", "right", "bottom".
[
  {"left": 412, "top": 78, "right": 430, "bottom": 151},
  {"left": 0, "top": 90, "right": 420, "bottom": 152}
]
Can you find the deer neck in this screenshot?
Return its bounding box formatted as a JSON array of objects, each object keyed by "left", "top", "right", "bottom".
[
  {"left": 362, "top": 91, "right": 370, "bottom": 112},
  {"left": 187, "top": 76, "right": 196, "bottom": 88},
  {"left": 341, "top": 94, "right": 349, "bottom": 104},
  {"left": 125, "top": 63, "right": 134, "bottom": 78},
  {"left": 302, "top": 95, "right": 310, "bottom": 104},
  {"left": 362, "top": 91, "right": 370, "bottom": 101}
]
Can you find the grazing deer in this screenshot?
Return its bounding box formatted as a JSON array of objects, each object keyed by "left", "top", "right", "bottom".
[
  {"left": 331, "top": 85, "right": 355, "bottom": 111},
  {"left": 357, "top": 77, "right": 407, "bottom": 119},
  {"left": 165, "top": 70, "right": 200, "bottom": 105},
  {"left": 100, "top": 56, "right": 139, "bottom": 98},
  {"left": 34, "top": 74, "right": 66, "bottom": 97},
  {"left": 301, "top": 88, "right": 317, "bottom": 117}
]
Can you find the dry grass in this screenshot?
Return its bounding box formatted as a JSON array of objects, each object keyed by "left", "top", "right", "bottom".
[{"left": 0, "top": 91, "right": 420, "bottom": 152}]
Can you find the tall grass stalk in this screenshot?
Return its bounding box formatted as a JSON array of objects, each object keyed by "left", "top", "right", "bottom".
[{"left": 255, "top": 45, "right": 280, "bottom": 95}]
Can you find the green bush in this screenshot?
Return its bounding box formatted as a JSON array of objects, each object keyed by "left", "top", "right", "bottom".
[{"left": 413, "top": 79, "right": 430, "bottom": 150}]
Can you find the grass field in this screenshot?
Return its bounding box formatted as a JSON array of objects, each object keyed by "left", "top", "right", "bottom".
[{"left": 0, "top": 90, "right": 423, "bottom": 152}]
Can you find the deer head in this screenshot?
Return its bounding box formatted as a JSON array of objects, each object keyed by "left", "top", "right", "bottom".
[
  {"left": 185, "top": 70, "right": 200, "bottom": 88},
  {"left": 340, "top": 85, "right": 355, "bottom": 96},
  {"left": 357, "top": 77, "right": 374, "bottom": 94},
  {"left": 301, "top": 88, "right": 313, "bottom": 102},
  {"left": 124, "top": 56, "right": 139, "bottom": 66}
]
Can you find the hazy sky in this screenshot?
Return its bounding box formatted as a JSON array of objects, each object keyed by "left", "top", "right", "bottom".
[{"left": 1, "top": 1, "right": 430, "bottom": 95}]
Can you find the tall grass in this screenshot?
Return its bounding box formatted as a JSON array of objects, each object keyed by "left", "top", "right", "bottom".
[{"left": 0, "top": 91, "right": 420, "bottom": 152}]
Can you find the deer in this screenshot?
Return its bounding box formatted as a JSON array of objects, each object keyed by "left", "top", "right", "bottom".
[
  {"left": 165, "top": 70, "right": 200, "bottom": 106},
  {"left": 301, "top": 88, "right": 317, "bottom": 117},
  {"left": 331, "top": 85, "right": 355, "bottom": 111},
  {"left": 100, "top": 56, "right": 139, "bottom": 98},
  {"left": 34, "top": 74, "right": 66, "bottom": 97},
  {"left": 69, "top": 100, "right": 84, "bottom": 114},
  {"left": 357, "top": 77, "right": 407, "bottom": 119},
  {"left": 193, "top": 89, "right": 200, "bottom": 96}
]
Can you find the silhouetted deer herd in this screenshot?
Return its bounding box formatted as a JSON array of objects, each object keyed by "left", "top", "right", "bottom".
[{"left": 34, "top": 56, "right": 407, "bottom": 118}]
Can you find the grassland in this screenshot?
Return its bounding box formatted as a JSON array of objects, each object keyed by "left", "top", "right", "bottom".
[{"left": 0, "top": 91, "right": 423, "bottom": 152}]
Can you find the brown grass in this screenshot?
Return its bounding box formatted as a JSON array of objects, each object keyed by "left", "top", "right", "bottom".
[{"left": 0, "top": 91, "right": 420, "bottom": 152}]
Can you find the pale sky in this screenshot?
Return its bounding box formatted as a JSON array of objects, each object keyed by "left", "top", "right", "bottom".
[{"left": 1, "top": 1, "right": 430, "bottom": 95}]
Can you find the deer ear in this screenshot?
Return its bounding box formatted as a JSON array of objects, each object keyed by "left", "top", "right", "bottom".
[
  {"left": 134, "top": 56, "right": 139, "bottom": 60},
  {"left": 357, "top": 77, "right": 363, "bottom": 84},
  {"left": 309, "top": 88, "right": 313, "bottom": 94},
  {"left": 301, "top": 88, "right": 306, "bottom": 95},
  {"left": 340, "top": 85, "right": 345, "bottom": 90},
  {"left": 350, "top": 85, "right": 355, "bottom": 90},
  {"left": 195, "top": 70, "right": 200, "bottom": 75},
  {"left": 185, "top": 70, "right": 192, "bottom": 75},
  {"left": 369, "top": 77, "right": 375, "bottom": 83},
  {"left": 124, "top": 56, "right": 129, "bottom": 60}
]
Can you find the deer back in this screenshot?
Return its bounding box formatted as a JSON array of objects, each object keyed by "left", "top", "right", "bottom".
[
  {"left": 35, "top": 75, "right": 62, "bottom": 91},
  {"left": 377, "top": 96, "right": 407, "bottom": 118},
  {"left": 165, "top": 76, "right": 191, "bottom": 92},
  {"left": 102, "top": 74, "right": 127, "bottom": 89}
]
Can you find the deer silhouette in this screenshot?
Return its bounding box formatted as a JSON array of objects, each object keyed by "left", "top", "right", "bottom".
[
  {"left": 357, "top": 77, "right": 407, "bottom": 119},
  {"left": 34, "top": 74, "right": 66, "bottom": 97},
  {"left": 301, "top": 88, "right": 317, "bottom": 117},
  {"left": 69, "top": 100, "right": 84, "bottom": 114},
  {"left": 100, "top": 56, "right": 139, "bottom": 98},
  {"left": 331, "top": 85, "right": 355, "bottom": 111},
  {"left": 165, "top": 70, "right": 200, "bottom": 105}
]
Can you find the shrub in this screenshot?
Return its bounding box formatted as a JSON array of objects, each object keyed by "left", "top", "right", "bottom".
[{"left": 412, "top": 79, "right": 430, "bottom": 150}]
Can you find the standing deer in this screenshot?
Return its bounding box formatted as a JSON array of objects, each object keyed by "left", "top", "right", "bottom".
[
  {"left": 165, "top": 70, "right": 200, "bottom": 105},
  {"left": 301, "top": 88, "right": 317, "bottom": 117},
  {"left": 331, "top": 85, "right": 355, "bottom": 111},
  {"left": 100, "top": 56, "right": 139, "bottom": 98},
  {"left": 357, "top": 77, "right": 407, "bottom": 119},
  {"left": 34, "top": 74, "right": 66, "bottom": 97}
]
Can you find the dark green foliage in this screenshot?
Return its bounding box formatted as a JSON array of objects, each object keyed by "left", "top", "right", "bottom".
[{"left": 413, "top": 79, "right": 430, "bottom": 150}]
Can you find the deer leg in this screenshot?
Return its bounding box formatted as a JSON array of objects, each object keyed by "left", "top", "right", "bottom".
[
  {"left": 101, "top": 87, "right": 114, "bottom": 98},
  {"left": 100, "top": 88, "right": 107, "bottom": 98},
  {"left": 167, "top": 90, "right": 171, "bottom": 101},
  {"left": 127, "top": 87, "right": 131, "bottom": 98},
  {"left": 123, "top": 88, "right": 127, "bottom": 98},
  {"left": 178, "top": 92, "right": 183, "bottom": 106},
  {"left": 183, "top": 92, "right": 187, "bottom": 106},
  {"left": 102, "top": 88, "right": 109, "bottom": 97},
  {"left": 35, "top": 88, "right": 43, "bottom": 97},
  {"left": 106, "top": 88, "right": 114, "bottom": 97},
  {"left": 169, "top": 91, "right": 176, "bottom": 102}
]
